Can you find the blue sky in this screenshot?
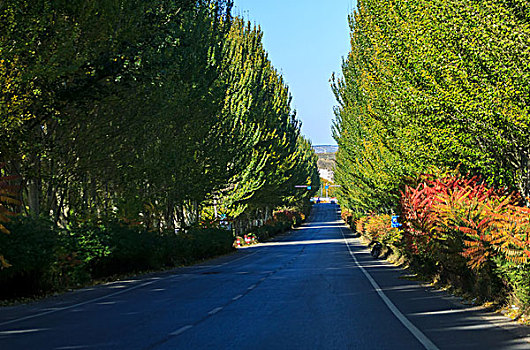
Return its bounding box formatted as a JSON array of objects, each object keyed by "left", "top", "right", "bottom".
[{"left": 233, "top": 0, "right": 356, "bottom": 146}]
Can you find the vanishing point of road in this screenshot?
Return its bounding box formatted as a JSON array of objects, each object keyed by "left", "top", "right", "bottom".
[{"left": 1, "top": 203, "right": 529, "bottom": 349}]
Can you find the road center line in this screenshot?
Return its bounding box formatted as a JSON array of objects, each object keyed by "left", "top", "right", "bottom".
[
  {"left": 340, "top": 226, "right": 439, "bottom": 350},
  {"left": 170, "top": 325, "right": 193, "bottom": 336},
  {"left": 232, "top": 294, "right": 243, "bottom": 301},
  {"left": 208, "top": 307, "right": 223, "bottom": 315},
  {"left": 247, "top": 284, "right": 256, "bottom": 290}
]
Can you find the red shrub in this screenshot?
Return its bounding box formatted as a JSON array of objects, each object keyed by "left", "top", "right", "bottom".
[{"left": 400, "top": 173, "right": 530, "bottom": 270}]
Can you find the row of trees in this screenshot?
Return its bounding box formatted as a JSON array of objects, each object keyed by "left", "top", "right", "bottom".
[
  {"left": 1, "top": 0, "right": 319, "bottom": 233},
  {"left": 334, "top": 0, "right": 530, "bottom": 307},
  {"left": 333, "top": 0, "right": 530, "bottom": 212}
]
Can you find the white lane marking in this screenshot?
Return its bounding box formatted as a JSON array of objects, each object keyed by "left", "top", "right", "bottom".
[
  {"left": 0, "top": 280, "right": 157, "bottom": 328},
  {"left": 170, "top": 325, "right": 193, "bottom": 336},
  {"left": 173, "top": 251, "right": 260, "bottom": 278},
  {"left": 232, "top": 294, "right": 243, "bottom": 301},
  {"left": 208, "top": 307, "right": 223, "bottom": 315},
  {"left": 340, "top": 227, "right": 439, "bottom": 350},
  {"left": 0, "top": 328, "right": 48, "bottom": 335},
  {"left": 247, "top": 284, "right": 256, "bottom": 290}
]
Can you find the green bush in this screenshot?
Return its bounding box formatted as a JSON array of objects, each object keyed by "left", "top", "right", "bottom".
[
  {"left": 253, "top": 225, "right": 277, "bottom": 241},
  {"left": 249, "top": 220, "right": 293, "bottom": 243},
  {"left": 88, "top": 223, "right": 162, "bottom": 277},
  {"left": 0, "top": 219, "right": 235, "bottom": 300},
  {"left": 185, "top": 227, "right": 234, "bottom": 261},
  {"left": 495, "top": 258, "right": 530, "bottom": 308},
  {"left": 0, "top": 217, "right": 60, "bottom": 297}
]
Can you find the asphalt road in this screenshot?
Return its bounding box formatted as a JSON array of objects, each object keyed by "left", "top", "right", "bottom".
[{"left": 1, "top": 203, "right": 529, "bottom": 349}]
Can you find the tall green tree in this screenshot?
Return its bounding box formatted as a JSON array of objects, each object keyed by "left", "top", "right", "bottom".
[
  {"left": 1, "top": 1, "right": 318, "bottom": 234},
  {"left": 334, "top": 0, "right": 530, "bottom": 212}
]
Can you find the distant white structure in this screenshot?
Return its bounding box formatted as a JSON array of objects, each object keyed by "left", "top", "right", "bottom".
[{"left": 319, "top": 168, "right": 334, "bottom": 182}]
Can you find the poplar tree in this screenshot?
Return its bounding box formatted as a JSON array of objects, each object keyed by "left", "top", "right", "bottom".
[{"left": 334, "top": 0, "right": 530, "bottom": 212}]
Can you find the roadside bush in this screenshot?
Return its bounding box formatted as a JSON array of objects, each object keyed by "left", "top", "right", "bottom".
[
  {"left": 365, "top": 214, "right": 391, "bottom": 241},
  {"left": 0, "top": 217, "right": 59, "bottom": 297},
  {"left": 356, "top": 216, "right": 369, "bottom": 236},
  {"left": 274, "top": 210, "right": 292, "bottom": 222},
  {"left": 365, "top": 214, "right": 402, "bottom": 247},
  {"left": 292, "top": 212, "right": 304, "bottom": 227},
  {"left": 250, "top": 222, "right": 286, "bottom": 242},
  {"left": 186, "top": 227, "right": 234, "bottom": 260},
  {"left": 0, "top": 219, "right": 235, "bottom": 300},
  {"left": 89, "top": 223, "right": 161, "bottom": 277},
  {"left": 274, "top": 209, "right": 306, "bottom": 228},
  {"left": 244, "top": 209, "right": 306, "bottom": 244},
  {"left": 346, "top": 173, "right": 530, "bottom": 305},
  {"left": 341, "top": 208, "right": 357, "bottom": 228},
  {"left": 495, "top": 259, "right": 530, "bottom": 308},
  {"left": 253, "top": 225, "right": 276, "bottom": 241},
  {"left": 400, "top": 174, "right": 530, "bottom": 303}
]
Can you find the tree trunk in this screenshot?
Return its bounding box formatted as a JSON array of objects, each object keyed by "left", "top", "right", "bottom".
[{"left": 27, "top": 177, "right": 40, "bottom": 217}]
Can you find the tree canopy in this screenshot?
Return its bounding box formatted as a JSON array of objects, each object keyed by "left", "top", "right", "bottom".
[
  {"left": 333, "top": 0, "right": 530, "bottom": 212},
  {"left": 0, "top": 0, "right": 319, "bottom": 232}
]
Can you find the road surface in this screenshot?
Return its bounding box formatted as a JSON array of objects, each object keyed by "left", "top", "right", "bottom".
[{"left": 0, "top": 203, "right": 529, "bottom": 349}]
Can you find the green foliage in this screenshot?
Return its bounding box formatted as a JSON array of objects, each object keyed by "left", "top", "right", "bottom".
[
  {"left": 495, "top": 259, "right": 530, "bottom": 307},
  {"left": 184, "top": 227, "right": 235, "bottom": 261},
  {"left": 0, "top": 217, "right": 59, "bottom": 295},
  {"left": 334, "top": 0, "right": 530, "bottom": 307},
  {"left": 219, "top": 19, "right": 320, "bottom": 220},
  {"left": 0, "top": 217, "right": 234, "bottom": 299},
  {"left": 0, "top": 1, "right": 319, "bottom": 298},
  {"left": 333, "top": 0, "right": 530, "bottom": 213},
  {"left": 0, "top": 0, "right": 318, "bottom": 228}
]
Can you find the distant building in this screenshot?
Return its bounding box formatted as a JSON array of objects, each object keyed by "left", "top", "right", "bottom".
[
  {"left": 312, "top": 145, "right": 339, "bottom": 154},
  {"left": 319, "top": 168, "right": 334, "bottom": 182}
]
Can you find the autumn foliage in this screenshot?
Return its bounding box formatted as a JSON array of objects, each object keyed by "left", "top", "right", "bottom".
[
  {"left": 349, "top": 173, "right": 530, "bottom": 304},
  {"left": 400, "top": 175, "right": 530, "bottom": 271}
]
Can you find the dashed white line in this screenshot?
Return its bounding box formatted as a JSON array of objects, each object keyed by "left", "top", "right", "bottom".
[
  {"left": 170, "top": 325, "right": 193, "bottom": 336},
  {"left": 0, "top": 328, "right": 49, "bottom": 335},
  {"left": 247, "top": 284, "right": 257, "bottom": 290},
  {"left": 232, "top": 294, "right": 243, "bottom": 301},
  {"left": 208, "top": 307, "right": 223, "bottom": 315}
]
